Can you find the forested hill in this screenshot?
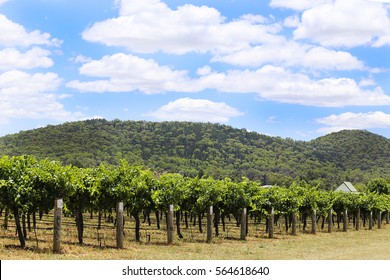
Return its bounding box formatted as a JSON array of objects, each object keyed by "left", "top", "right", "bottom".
[
  {"left": 310, "top": 130, "right": 390, "bottom": 178},
  {"left": 0, "top": 119, "right": 389, "bottom": 188}
]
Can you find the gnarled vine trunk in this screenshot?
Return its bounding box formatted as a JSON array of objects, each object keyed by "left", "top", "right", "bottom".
[
  {"left": 176, "top": 211, "right": 183, "bottom": 239},
  {"left": 13, "top": 207, "right": 25, "bottom": 248},
  {"left": 131, "top": 210, "right": 141, "bottom": 242},
  {"left": 75, "top": 209, "right": 84, "bottom": 245}
]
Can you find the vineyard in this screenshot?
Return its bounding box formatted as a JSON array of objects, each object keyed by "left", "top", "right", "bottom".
[{"left": 1, "top": 155, "right": 390, "bottom": 254}]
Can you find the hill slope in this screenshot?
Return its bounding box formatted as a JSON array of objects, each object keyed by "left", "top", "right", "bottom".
[
  {"left": 310, "top": 129, "right": 390, "bottom": 178},
  {"left": 0, "top": 119, "right": 389, "bottom": 187}
]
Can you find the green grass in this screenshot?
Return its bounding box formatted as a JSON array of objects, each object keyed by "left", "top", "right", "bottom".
[{"left": 1, "top": 213, "right": 390, "bottom": 260}]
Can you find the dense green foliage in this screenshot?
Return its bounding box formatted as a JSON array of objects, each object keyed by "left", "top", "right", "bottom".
[
  {"left": 1, "top": 119, "right": 390, "bottom": 188},
  {"left": 1, "top": 155, "right": 390, "bottom": 248}
]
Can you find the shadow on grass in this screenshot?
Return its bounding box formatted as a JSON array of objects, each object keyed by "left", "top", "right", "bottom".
[{"left": 4, "top": 244, "right": 52, "bottom": 254}]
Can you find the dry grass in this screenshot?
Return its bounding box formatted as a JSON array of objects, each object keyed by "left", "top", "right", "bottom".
[{"left": 1, "top": 213, "right": 390, "bottom": 260}]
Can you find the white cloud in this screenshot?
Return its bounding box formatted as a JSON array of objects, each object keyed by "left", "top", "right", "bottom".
[
  {"left": 283, "top": 16, "right": 300, "bottom": 28},
  {"left": 196, "top": 65, "right": 212, "bottom": 76},
  {"left": 0, "top": 47, "right": 53, "bottom": 70},
  {"left": 0, "top": 70, "right": 83, "bottom": 123},
  {"left": 69, "top": 55, "right": 92, "bottom": 64},
  {"left": 212, "top": 41, "right": 364, "bottom": 70},
  {"left": 67, "top": 53, "right": 196, "bottom": 94},
  {"left": 369, "top": 0, "right": 390, "bottom": 3},
  {"left": 359, "top": 78, "right": 377, "bottom": 87},
  {"left": 293, "top": 0, "right": 390, "bottom": 47},
  {"left": 199, "top": 66, "right": 390, "bottom": 107},
  {"left": 316, "top": 111, "right": 390, "bottom": 133},
  {"left": 0, "top": 14, "right": 58, "bottom": 47},
  {"left": 302, "top": 47, "right": 364, "bottom": 70},
  {"left": 146, "top": 98, "right": 244, "bottom": 123},
  {"left": 270, "top": 0, "right": 330, "bottom": 11},
  {"left": 267, "top": 116, "right": 277, "bottom": 123},
  {"left": 82, "top": 0, "right": 282, "bottom": 55},
  {"left": 68, "top": 53, "right": 390, "bottom": 107},
  {"left": 0, "top": 0, "right": 9, "bottom": 6}
]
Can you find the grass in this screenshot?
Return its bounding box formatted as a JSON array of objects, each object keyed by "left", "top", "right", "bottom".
[{"left": 1, "top": 213, "right": 390, "bottom": 260}]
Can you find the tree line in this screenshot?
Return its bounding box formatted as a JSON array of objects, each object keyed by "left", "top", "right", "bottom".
[
  {"left": 1, "top": 155, "right": 390, "bottom": 249},
  {"left": 1, "top": 119, "right": 390, "bottom": 188}
]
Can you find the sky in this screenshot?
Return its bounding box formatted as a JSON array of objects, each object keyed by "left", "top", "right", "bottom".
[{"left": 0, "top": 0, "right": 390, "bottom": 141}]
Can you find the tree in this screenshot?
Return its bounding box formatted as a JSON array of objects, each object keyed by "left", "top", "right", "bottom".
[{"left": 367, "top": 178, "right": 389, "bottom": 195}]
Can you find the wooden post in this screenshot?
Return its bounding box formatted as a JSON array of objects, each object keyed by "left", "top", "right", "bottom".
[
  {"left": 311, "top": 209, "right": 316, "bottom": 234},
  {"left": 167, "top": 204, "right": 174, "bottom": 244},
  {"left": 369, "top": 211, "right": 373, "bottom": 230},
  {"left": 343, "top": 209, "right": 348, "bottom": 232},
  {"left": 355, "top": 208, "right": 360, "bottom": 231},
  {"left": 240, "top": 207, "right": 247, "bottom": 240},
  {"left": 328, "top": 208, "right": 332, "bottom": 233},
  {"left": 207, "top": 206, "right": 213, "bottom": 243},
  {"left": 116, "top": 201, "right": 124, "bottom": 249},
  {"left": 53, "top": 198, "right": 63, "bottom": 254},
  {"left": 268, "top": 207, "right": 274, "bottom": 239},
  {"left": 378, "top": 210, "right": 382, "bottom": 229}
]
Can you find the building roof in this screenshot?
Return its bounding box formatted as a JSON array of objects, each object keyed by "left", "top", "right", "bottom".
[{"left": 335, "top": 182, "right": 358, "bottom": 193}]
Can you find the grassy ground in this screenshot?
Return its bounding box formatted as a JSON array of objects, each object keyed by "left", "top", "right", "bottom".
[{"left": 1, "top": 213, "right": 389, "bottom": 260}]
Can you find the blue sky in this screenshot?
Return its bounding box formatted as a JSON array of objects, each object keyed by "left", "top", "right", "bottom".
[{"left": 1, "top": 0, "right": 390, "bottom": 140}]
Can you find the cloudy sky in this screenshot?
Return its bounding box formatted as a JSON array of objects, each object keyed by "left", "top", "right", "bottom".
[{"left": 1, "top": 0, "right": 390, "bottom": 140}]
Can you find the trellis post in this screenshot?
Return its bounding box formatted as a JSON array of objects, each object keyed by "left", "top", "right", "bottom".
[
  {"left": 116, "top": 201, "right": 124, "bottom": 249},
  {"left": 268, "top": 207, "right": 274, "bottom": 238},
  {"left": 355, "top": 208, "right": 360, "bottom": 231},
  {"left": 343, "top": 209, "right": 348, "bottom": 232},
  {"left": 207, "top": 206, "right": 213, "bottom": 243},
  {"left": 378, "top": 210, "right": 382, "bottom": 229},
  {"left": 240, "top": 207, "right": 247, "bottom": 240},
  {"left": 53, "top": 198, "right": 63, "bottom": 253},
  {"left": 167, "top": 204, "right": 174, "bottom": 244},
  {"left": 369, "top": 211, "right": 373, "bottom": 230},
  {"left": 311, "top": 209, "right": 316, "bottom": 234},
  {"left": 328, "top": 208, "right": 332, "bottom": 233}
]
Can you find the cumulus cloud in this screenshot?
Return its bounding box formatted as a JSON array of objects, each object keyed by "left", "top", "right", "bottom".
[
  {"left": 68, "top": 53, "right": 390, "bottom": 107},
  {"left": 201, "top": 65, "right": 390, "bottom": 107},
  {"left": 82, "top": 0, "right": 282, "bottom": 55},
  {"left": 85, "top": 0, "right": 370, "bottom": 72},
  {"left": 0, "top": 70, "right": 83, "bottom": 123},
  {"left": 0, "top": 47, "right": 53, "bottom": 70},
  {"left": 369, "top": 0, "right": 390, "bottom": 3},
  {"left": 67, "top": 53, "right": 196, "bottom": 94},
  {"left": 316, "top": 111, "right": 390, "bottom": 133},
  {"left": 212, "top": 41, "right": 364, "bottom": 70},
  {"left": 68, "top": 0, "right": 390, "bottom": 109},
  {"left": 293, "top": 0, "right": 390, "bottom": 47},
  {"left": 0, "top": 8, "right": 83, "bottom": 126},
  {"left": 69, "top": 55, "right": 92, "bottom": 64},
  {"left": 269, "top": 0, "right": 330, "bottom": 11},
  {"left": 283, "top": 16, "right": 300, "bottom": 28},
  {"left": 145, "top": 98, "right": 244, "bottom": 123},
  {"left": 0, "top": 14, "right": 59, "bottom": 47}
]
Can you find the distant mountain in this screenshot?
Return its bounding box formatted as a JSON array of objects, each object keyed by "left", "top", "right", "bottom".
[{"left": 0, "top": 119, "right": 389, "bottom": 188}]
